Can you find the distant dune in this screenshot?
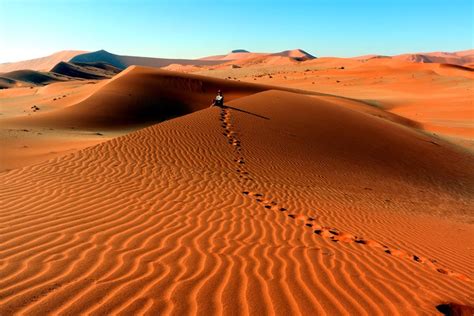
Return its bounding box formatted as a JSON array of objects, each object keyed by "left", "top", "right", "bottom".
[
  {"left": 271, "top": 49, "right": 316, "bottom": 61},
  {"left": 353, "top": 50, "right": 474, "bottom": 65},
  {"left": 199, "top": 50, "right": 268, "bottom": 61},
  {"left": 200, "top": 48, "right": 316, "bottom": 63},
  {"left": 70, "top": 50, "right": 223, "bottom": 70},
  {"left": 0, "top": 70, "right": 71, "bottom": 86},
  {"left": 196, "top": 49, "right": 317, "bottom": 70},
  {"left": 0, "top": 77, "right": 22, "bottom": 89},
  {"left": 0, "top": 50, "right": 86, "bottom": 72},
  {"left": 0, "top": 61, "right": 122, "bottom": 88},
  {"left": 50, "top": 61, "right": 122, "bottom": 79}
]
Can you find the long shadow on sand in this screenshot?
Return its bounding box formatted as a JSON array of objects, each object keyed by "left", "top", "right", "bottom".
[{"left": 223, "top": 105, "right": 270, "bottom": 120}]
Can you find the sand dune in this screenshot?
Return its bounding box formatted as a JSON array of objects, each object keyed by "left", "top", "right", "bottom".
[
  {"left": 0, "top": 69, "right": 72, "bottom": 86},
  {"left": 2, "top": 66, "right": 326, "bottom": 130},
  {"left": 393, "top": 54, "right": 474, "bottom": 65},
  {"left": 271, "top": 49, "right": 316, "bottom": 61},
  {"left": 0, "top": 77, "right": 24, "bottom": 89},
  {"left": 199, "top": 49, "right": 267, "bottom": 61},
  {"left": 353, "top": 50, "right": 474, "bottom": 66},
  {"left": 0, "top": 65, "right": 426, "bottom": 173},
  {"left": 199, "top": 49, "right": 315, "bottom": 65},
  {"left": 0, "top": 50, "right": 86, "bottom": 72},
  {"left": 1, "top": 66, "right": 334, "bottom": 172},
  {"left": 1, "top": 89, "right": 472, "bottom": 315},
  {"left": 70, "top": 50, "right": 223, "bottom": 70},
  {"left": 0, "top": 61, "right": 120, "bottom": 89},
  {"left": 50, "top": 61, "right": 122, "bottom": 80}
]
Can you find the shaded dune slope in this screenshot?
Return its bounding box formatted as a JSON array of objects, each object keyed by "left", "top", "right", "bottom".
[
  {"left": 0, "top": 62, "right": 121, "bottom": 89},
  {"left": 1, "top": 90, "right": 472, "bottom": 315},
  {"left": 0, "top": 77, "right": 21, "bottom": 89},
  {"left": 50, "top": 61, "right": 122, "bottom": 79},
  {"left": 0, "top": 70, "right": 71, "bottom": 85}
]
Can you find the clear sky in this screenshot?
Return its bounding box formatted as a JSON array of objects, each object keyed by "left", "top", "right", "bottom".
[{"left": 0, "top": 0, "right": 472, "bottom": 63}]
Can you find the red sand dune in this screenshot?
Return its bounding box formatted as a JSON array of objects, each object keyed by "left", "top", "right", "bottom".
[
  {"left": 1, "top": 87, "right": 473, "bottom": 314},
  {"left": 1, "top": 66, "right": 325, "bottom": 129}
]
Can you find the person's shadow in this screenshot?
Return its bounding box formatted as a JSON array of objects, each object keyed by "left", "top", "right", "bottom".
[{"left": 223, "top": 105, "right": 270, "bottom": 120}]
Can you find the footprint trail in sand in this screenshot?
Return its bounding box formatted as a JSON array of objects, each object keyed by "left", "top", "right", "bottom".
[{"left": 218, "top": 106, "right": 472, "bottom": 283}]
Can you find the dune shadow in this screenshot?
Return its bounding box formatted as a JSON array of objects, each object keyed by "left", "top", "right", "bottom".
[{"left": 223, "top": 105, "right": 270, "bottom": 120}]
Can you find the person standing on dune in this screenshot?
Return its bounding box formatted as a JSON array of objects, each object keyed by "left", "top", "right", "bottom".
[{"left": 211, "top": 90, "right": 224, "bottom": 107}]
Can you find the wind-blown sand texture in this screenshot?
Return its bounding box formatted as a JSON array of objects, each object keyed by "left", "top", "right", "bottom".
[{"left": 1, "top": 85, "right": 473, "bottom": 314}]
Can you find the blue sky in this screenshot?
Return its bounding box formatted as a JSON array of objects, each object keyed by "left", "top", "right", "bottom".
[{"left": 0, "top": 0, "right": 472, "bottom": 63}]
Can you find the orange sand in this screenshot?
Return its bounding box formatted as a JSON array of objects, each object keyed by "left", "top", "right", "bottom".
[{"left": 0, "top": 54, "right": 473, "bottom": 315}]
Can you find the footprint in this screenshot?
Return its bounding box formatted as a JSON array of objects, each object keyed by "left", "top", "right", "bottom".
[
  {"left": 335, "top": 232, "right": 356, "bottom": 243},
  {"left": 385, "top": 249, "right": 410, "bottom": 259},
  {"left": 437, "top": 268, "right": 449, "bottom": 275},
  {"left": 314, "top": 229, "right": 333, "bottom": 238}
]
